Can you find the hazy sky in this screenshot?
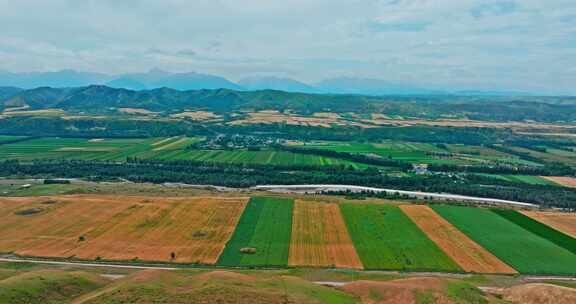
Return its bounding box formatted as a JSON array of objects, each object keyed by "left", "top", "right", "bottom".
[{"left": 0, "top": 0, "right": 575, "bottom": 93}]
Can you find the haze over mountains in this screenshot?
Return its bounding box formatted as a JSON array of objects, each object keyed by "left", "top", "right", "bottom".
[{"left": 0, "top": 69, "right": 536, "bottom": 96}]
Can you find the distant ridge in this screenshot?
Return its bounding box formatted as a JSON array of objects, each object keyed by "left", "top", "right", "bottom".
[
  {"left": 0, "top": 69, "right": 543, "bottom": 96},
  {"left": 1, "top": 85, "right": 575, "bottom": 123}
]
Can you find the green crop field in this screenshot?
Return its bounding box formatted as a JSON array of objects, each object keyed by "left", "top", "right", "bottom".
[
  {"left": 217, "top": 197, "right": 294, "bottom": 267},
  {"left": 155, "top": 149, "right": 360, "bottom": 167},
  {"left": 479, "top": 174, "right": 558, "bottom": 186},
  {"left": 0, "top": 135, "right": 27, "bottom": 143},
  {"left": 340, "top": 203, "right": 461, "bottom": 271},
  {"left": 296, "top": 140, "right": 540, "bottom": 167},
  {"left": 0, "top": 136, "right": 362, "bottom": 168},
  {"left": 432, "top": 205, "right": 576, "bottom": 275},
  {"left": 493, "top": 209, "right": 576, "bottom": 254},
  {"left": 500, "top": 175, "right": 557, "bottom": 185}
]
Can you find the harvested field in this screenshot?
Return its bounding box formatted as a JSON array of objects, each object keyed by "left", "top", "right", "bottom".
[
  {"left": 229, "top": 110, "right": 369, "bottom": 128},
  {"left": 0, "top": 195, "right": 248, "bottom": 264},
  {"left": 288, "top": 200, "right": 362, "bottom": 269},
  {"left": 400, "top": 205, "right": 517, "bottom": 274},
  {"left": 521, "top": 211, "right": 576, "bottom": 238},
  {"left": 171, "top": 111, "right": 220, "bottom": 120},
  {"left": 542, "top": 176, "right": 576, "bottom": 188}
]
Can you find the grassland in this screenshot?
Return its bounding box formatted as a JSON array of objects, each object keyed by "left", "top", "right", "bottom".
[
  {"left": 492, "top": 209, "right": 576, "bottom": 255},
  {"left": 218, "top": 197, "right": 294, "bottom": 267},
  {"left": 432, "top": 205, "right": 576, "bottom": 275},
  {"left": 0, "top": 195, "right": 248, "bottom": 264},
  {"left": 340, "top": 203, "right": 461, "bottom": 271},
  {"left": 0, "top": 270, "right": 108, "bottom": 304},
  {"left": 288, "top": 200, "right": 362, "bottom": 269}
]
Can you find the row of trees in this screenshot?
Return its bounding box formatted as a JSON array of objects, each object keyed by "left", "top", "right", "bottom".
[{"left": 2, "top": 159, "right": 576, "bottom": 209}]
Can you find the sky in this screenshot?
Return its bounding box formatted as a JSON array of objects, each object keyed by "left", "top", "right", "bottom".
[{"left": 0, "top": 0, "right": 575, "bottom": 93}]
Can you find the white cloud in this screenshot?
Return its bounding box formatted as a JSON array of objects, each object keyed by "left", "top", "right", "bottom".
[{"left": 0, "top": 0, "right": 574, "bottom": 93}]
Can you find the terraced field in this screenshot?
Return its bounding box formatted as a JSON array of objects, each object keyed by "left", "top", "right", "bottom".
[
  {"left": 432, "top": 205, "right": 576, "bottom": 275},
  {"left": 289, "top": 200, "right": 362, "bottom": 269},
  {"left": 340, "top": 203, "right": 461, "bottom": 271},
  {"left": 217, "top": 197, "right": 294, "bottom": 267}
]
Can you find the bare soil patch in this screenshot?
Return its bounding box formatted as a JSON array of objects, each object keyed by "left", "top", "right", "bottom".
[
  {"left": 486, "top": 283, "right": 576, "bottom": 304},
  {"left": 340, "top": 277, "right": 454, "bottom": 304}
]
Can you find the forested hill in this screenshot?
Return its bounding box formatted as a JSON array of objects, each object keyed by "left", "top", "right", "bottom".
[{"left": 2, "top": 85, "right": 576, "bottom": 122}]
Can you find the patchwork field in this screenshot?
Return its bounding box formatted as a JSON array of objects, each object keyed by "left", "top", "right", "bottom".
[
  {"left": 522, "top": 210, "right": 576, "bottom": 238},
  {"left": 542, "top": 176, "right": 576, "bottom": 188},
  {"left": 400, "top": 205, "right": 517, "bottom": 274},
  {"left": 432, "top": 205, "right": 576, "bottom": 275},
  {"left": 493, "top": 175, "right": 558, "bottom": 186},
  {"left": 0, "top": 193, "right": 575, "bottom": 275},
  {"left": 0, "top": 195, "right": 248, "bottom": 264},
  {"left": 294, "top": 140, "right": 535, "bottom": 167},
  {"left": 218, "top": 197, "right": 294, "bottom": 267},
  {"left": 340, "top": 203, "right": 461, "bottom": 271},
  {"left": 493, "top": 209, "right": 576, "bottom": 255},
  {"left": 0, "top": 136, "right": 361, "bottom": 168},
  {"left": 288, "top": 200, "right": 362, "bottom": 269}
]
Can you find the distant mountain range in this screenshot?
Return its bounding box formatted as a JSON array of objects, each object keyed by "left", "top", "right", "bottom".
[
  {"left": 1, "top": 85, "right": 575, "bottom": 123},
  {"left": 0, "top": 69, "right": 538, "bottom": 96}
]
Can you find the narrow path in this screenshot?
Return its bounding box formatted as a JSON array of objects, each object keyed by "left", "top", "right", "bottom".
[{"left": 2, "top": 257, "right": 575, "bottom": 281}]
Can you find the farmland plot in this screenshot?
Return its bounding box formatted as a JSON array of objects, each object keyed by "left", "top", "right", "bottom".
[
  {"left": 521, "top": 210, "right": 576, "bottom": 238},
  {"left": 542, "top": 176, "right": 576, "bottom": 188},
  {"left": 433, "top": 205, "right": 576, "bottom": 275},
  {"left": 400, "top": 205, "right": 516, "bottom": 274},
  {"left": 218, "top": 197, "right": 294, "bottom": 267},
  {"left": 493, "top": 209, "right": 576, "bottom": 255},
  {"left": 289, "top": 201, "right": 362, "bottom": 269},
  {"left": 340, "top": 203, "right": 461, "bottom": 271},
  {"left": 0, "top": 195, "right": 248, "bottom": 264}
]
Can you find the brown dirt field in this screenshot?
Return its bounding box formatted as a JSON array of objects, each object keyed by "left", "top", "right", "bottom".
[
  {"left": 521, "top": 211, "right": 576, "bottom": 238},
  {"left": 542, "top": 176, "right": 576, "bottom": 188},
  {"left": 340, "top": 277, "right": 455, "bottom": 304},
  {"left": 0, "top": 195, "right": 248, "bottom": 264},
  {"left": 288, "top": 200, "right": 363, "bottom": 269},
  {"left": 229, "top": 110, "right": 370, "bottom": 128},
  {"left": 118, "top": 108, "right": 156, "bottom": 115},
  {"left": 486, "top": 283, "right": 576, "bottom": 304},
  {"left": 171, "top": 111, "right": 220, "bottom": 120},
  {"left": 400, "top": 205, "right": 517, "bottom": 274}
]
